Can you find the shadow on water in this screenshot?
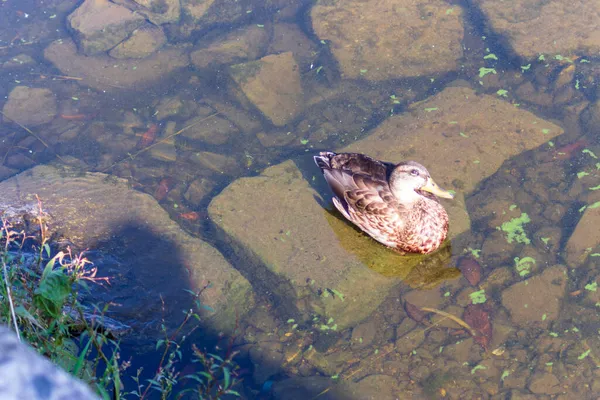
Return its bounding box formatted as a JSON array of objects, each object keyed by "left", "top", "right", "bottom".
[{"left": 81, "top": 222, "right": 252, "bottom": 398}]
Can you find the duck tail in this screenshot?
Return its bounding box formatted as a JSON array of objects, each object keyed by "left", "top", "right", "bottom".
[{"left": 313, "top": 151, "right": 337, "bottom": 171}]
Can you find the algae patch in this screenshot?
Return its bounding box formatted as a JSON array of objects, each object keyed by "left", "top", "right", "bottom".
[{"left": 498, "top": 213, "right": 531, "bottom": 244}]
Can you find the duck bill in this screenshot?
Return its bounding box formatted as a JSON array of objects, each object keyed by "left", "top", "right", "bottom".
[{"left": 421, "top": 177, "right": 454, "bottom": 199}]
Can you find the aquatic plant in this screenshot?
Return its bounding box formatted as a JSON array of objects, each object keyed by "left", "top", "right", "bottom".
[{"left": 1, "top": 200, "right": 241, "bottom": 399}]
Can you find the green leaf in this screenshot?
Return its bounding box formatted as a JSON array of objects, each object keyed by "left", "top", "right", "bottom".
[
  {"left": 73, "top": 339, "right": 93, "bottom": 377},
  {"left": 37, "top": 270, "right": 70, "bottom": 304},
  {"left": 44, "top": 243, "right": 51, "bottom": 258},
  {"left": 223, "top": 366, "right": 231, "bottom": 389}
]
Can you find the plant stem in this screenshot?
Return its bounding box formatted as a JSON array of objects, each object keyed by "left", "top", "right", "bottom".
[{"left": 1, "top": 219, "right": 21, "bottom": 341}]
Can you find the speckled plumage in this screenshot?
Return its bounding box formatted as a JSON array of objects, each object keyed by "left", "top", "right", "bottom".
[{"left": 314, "top": 151, "right": 453, "bottom": 254}]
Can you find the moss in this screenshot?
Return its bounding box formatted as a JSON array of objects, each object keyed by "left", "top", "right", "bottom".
[{"left": 499, "top": 213, "right": 531, "bottom": 244}]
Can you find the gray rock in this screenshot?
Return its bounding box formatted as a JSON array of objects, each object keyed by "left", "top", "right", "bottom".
[
  {"left": 2, "top": 86, "right": 57, "bottom": 127},
  {"left": 501, "top": 265, "right": 567, "bottom": 328},
  {"left": 0, "top": 325, "right": 99, "bottom": 400},
  {"left": 580, "top": 101, "right": 600, "bottom": 137},
  {"left": 208, "top": 86, "right": 562, "bottom": 330},
  {"left": 112, "top": 0, "right": 181, "bottom": 25},
  {"left": 565, "top": 191, "right": 600, "bottom": 267},
  {"left": 189, "top": 151, "right": 239, "bottom": 175},
  {"left": 2, "top": 53, "right": 35, "bottom": 69},
  {"left": 0, "top": 165, "right": 253, "bottom": 334},
  {"left": 68, "top": 0, "right": 145, "bottom": 55},
  {"left": 109, "top": 24, "right": 167, "bottom": 59},
  {"left": 229, "top": 52, "right": 304, "bottom": 126},
  {"left": 311, "top": 0, "right": 464, "bottom": 80},
  {"left": 44, "top": 38, "right": 189, "bottom": 92},
  {"left": 190, "top": 25, "right": 268, "bottom": 69},
  {"left": 474, "top": 0, "right": 600, "bottom": 58},
  {"left": 184, "top": 177, "right": 216, "bottom": 206},
  {"left": 180, "top": 115, "right": 239, "bottom": 145}
]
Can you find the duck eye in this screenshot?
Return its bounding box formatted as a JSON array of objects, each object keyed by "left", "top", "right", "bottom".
[{"left": 410, "top": 169, "right": 420, "bottom": 176}]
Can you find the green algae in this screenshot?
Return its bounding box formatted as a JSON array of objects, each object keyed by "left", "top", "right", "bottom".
[
  {"left": 499, "top": 213, "right": 531, "bottom": 244},
  {"left": 514, "top": 256, "right": 536, "bottom": 277}
]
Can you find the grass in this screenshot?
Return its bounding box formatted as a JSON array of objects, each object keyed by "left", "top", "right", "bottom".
[{"left": 0, "top": 198, "right": 241, "bottom": 399}]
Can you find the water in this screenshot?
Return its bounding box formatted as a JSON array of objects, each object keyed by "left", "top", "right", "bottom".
[{"left": 1, "top": 0, "right": 599, "bottom": 399}]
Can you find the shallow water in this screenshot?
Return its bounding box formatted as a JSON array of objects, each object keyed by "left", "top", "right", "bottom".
[{"left": 1, "top": 0, "right": 599, "bottom": 399}]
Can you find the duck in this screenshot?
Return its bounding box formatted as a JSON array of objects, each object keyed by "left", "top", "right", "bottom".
[{"left": 314, "top": 151, "right": 454, "bottom": 254}]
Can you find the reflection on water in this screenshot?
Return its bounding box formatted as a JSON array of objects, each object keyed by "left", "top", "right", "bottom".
[{"left": 1, "top": 0, "right": 600, "bottom": 398}]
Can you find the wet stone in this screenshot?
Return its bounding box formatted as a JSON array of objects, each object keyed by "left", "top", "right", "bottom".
[
  {"left": 44, "top": 38, "right": 189, "bottom": 92},
  {"left": 109, "top": 24, "right": 167, "bottom": 59},
  {"left": 501, "top": 265, "right": 567, "bottom": 328},
  {"left": 565, "top": 203, "right": 600, "bottom": 267},
  {"left": 474, "top": 0, "right": 600, "bottom": 59},
  {"left": 229, "top": 52, "right": 304, "bottom": 127},
  {"left": 189, "top": 151, "right": 238, "bottom": 175},
  {"left": 528, "top": 371, "right": 562, "bottom": 395},
  {"left": 180, "top": 115, "right": 238, "bottom": 145},
  {"left": 2, "top": 86, "right": 57, "bottom": 127},
  {"left": 190, "top": 25, "right": 268, "bottom": 69},
  {"left": 350, "top": 319, "right": 377, "bottom": 349},
  {"left": 183, "top": 177, "right": 216, "bottom": 207},
  {"left": 311, "top": 0, "right": 464, "bottom": 80},
  {"left": 0, "top": 165, "right": 253, "bottom": 335},
  {"left": 209, "top": 86, "right": 562, "bottom": 330},
  {"left": 68, "top": 0, "right": 145, "bottom": 55}
]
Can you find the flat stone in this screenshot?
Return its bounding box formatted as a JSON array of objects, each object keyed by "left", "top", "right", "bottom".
[
  {"left": 180, "top": 115, "right": 239, "bottom": 145},
  {"left": 44, "top": 38, "right": 189, "bottom": 91},
  {"left": 311, "top": 0, "right": 464, "bottom": 80},
  {"left": 528, "top": 371, "right": 562, "bottom": 395},
  {"left": 181, "top": 0, "right": 252, "bottom": 31},
  {"left": 565, "top": 200, "right": 600, "bottom": 267},
  {"left": 501, "top": 265, "right": 567, "bottom": 328},
  {"left": 2, "top": 86, "right": 57, "bottom": 127},
  {"left": 109, "top": 24, "right": 167, "bottom": 59},
  {"left": 68, "top": 0, "right": 145, "bottom": 55},
  {"left": 268, "top": 23, "right": 317, "bottom": 67},
  {"left": 184, "top": 177, "right": 217, "bottom": 206},
  {"left": 189, "top": 151, "right": 238, "bottom": 175},
  {"left": 474, "top": 0, "right": 600, "bottom": 58},
  {"left": 112, "top": 0, "right": 181, "bottom": 25},
  {"left": 229, "top": 52, "right": 304, "bottom": 126},
  {"left": 208, "top": 86, "right": 562, "bottom": 330},
  {"left": 190, "top": 25, "right": 268, "bottom": 69},
  {"left": 0, "top": 165, "right": 253, "bottom": 334}
]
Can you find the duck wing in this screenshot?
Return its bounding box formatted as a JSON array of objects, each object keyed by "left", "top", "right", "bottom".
[
  {"left": 316, "top": 152, "right": 394, "bottom": 181},
  {"left": 322, "top": 168, "right": 404, "bottom": 233}
]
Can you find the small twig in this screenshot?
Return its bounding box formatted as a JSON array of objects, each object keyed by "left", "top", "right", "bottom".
[
  {"left": 100, "top": 112, "right": 220, "bottom": 173},
  {"left": 30, "top": 72, "right": 82, "bottom": 81},
  {"left": 421, "top": 307, "right": 477, "bottom": 337},
  {"left": 1, "top": 218, "right": 21, "bottom": 341},
  {"left": 0, "top": 110, "right": 67, "bottom": 163}
]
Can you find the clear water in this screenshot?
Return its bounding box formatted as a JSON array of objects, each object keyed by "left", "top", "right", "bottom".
[{"left": 1, "top": 0, "right": 599, "bottom": 399}]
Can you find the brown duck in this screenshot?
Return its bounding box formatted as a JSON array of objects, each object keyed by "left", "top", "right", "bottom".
[{"left": 314, "top": 151, "right": 454, "bottom": 254}]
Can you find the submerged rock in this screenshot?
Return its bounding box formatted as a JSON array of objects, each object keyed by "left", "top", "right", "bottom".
[
  {"left": 190, "top": 25, "right": 268, "bottom": 69},
  {"left": 112, "top": 0, "right": 181, "bottom": 25},
  {"left": 311, "top": 0, "right": 464, "bottom": 80},
  {"left": 229, "top": 52, "right": 304, "bottom": 126},
  {"left": 474, "top": 0, "right": 600, "bottom": 58},
  {"left": 2, "top": 86, "right": 57, "bottom": 127},
  {"left": 209, "top": 85, "right": 562, "bottom": 330},
  {"left": 44, "top": 38, "right": 189, "bottom": 91},
  {"left": 501, "top": 265, "right": 567, "bottom": 328},
  {"left": 0, "top": 165, "right": 253, "bottom": 334},
  {"left": 565, "top": 200, "right": 600, "bottom": 267},
  {"left": 109, "top": 24, "right": 167, "bottom": 59},
  {"left": 68, "top": 0, "right": 145, "bottom": 55}
]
